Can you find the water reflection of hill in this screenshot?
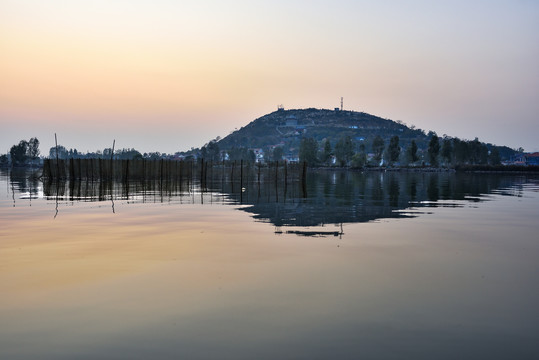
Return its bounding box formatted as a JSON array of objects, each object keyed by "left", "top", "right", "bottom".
[
  {"left": 217, "top": 172, "right": 532, "bottom": 228},
  {"left": 2, "top": 169, "right": 536, "bottom": 234}
]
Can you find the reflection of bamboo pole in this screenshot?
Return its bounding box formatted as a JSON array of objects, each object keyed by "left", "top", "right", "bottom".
[
  {"left": 54, "top": 181, "right": 59, "bottom": 218},
  {"left": 187, "top": 160, "right": 191, "bottom": 191}
]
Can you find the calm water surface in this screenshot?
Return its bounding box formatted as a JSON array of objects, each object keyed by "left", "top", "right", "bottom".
[{"left": 1, "top": 169, "right": 538, "bottom": 359}]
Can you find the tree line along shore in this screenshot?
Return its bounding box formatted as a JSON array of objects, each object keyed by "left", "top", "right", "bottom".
[{"left": 2, "top": 134, "right": 537, "bottom": 174}]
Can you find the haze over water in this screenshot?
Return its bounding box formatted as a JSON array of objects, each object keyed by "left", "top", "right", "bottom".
[{"left": 1, "top": 169, "right": 538, "bottom": 359}]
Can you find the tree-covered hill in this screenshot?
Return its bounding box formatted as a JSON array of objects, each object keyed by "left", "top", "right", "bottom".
[
  {"left": 209, "top": 108, "right": 516, "bottom": 165},
  {"left": 219, "top": 108, "right": 419, "bottom": 149}
]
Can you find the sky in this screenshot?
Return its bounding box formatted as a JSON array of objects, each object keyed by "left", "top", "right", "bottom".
[{"left": 1, "top": 0, "right": 538, "bottom": 155}]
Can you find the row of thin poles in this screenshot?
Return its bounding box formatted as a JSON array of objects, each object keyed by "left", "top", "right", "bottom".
[
  {"left": 42, "top": 159, "right": 309, "bottom": 202},
  {"left": 43, "top": 159, "right": 308, "bottom": 189}
]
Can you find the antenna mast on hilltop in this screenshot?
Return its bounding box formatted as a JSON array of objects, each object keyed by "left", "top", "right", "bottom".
[{"left": 341, "top": 97, "right": 343, "bottom": 111}]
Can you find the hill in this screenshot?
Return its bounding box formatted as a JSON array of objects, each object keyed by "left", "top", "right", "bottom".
[
  {"left": 201, "top": 108, "right": 515, "bottom": 164},
  {"left": 220, "top": 108, "right": 417, "bottom": 149}
]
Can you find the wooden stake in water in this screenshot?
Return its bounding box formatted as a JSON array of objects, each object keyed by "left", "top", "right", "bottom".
[
  {"left": 284, "top": 161, "right": 287, "bottom": 186},
  {"left": 110, "top": 139, "right": 115, "bottom": 181},
  {"left": 200, "top": 158, "right": 204, "bottom": 187},
  {"left": 205, "top": 160, "right": 208, "bottom": 190},
  {"left": 231, "top": 161, "right": 235, "bottom": 193},
  {"left": 302, "top": 161, "right": 307, "bottom": 198},
  {"left": 54, "top": 133, "right": 59, "bottom": 179},
  {"left": 240, "top": 160, "right": 244, "bottom": 203},
  {"left": 275, "top": 161, "right": 278, "bottom": 185}
]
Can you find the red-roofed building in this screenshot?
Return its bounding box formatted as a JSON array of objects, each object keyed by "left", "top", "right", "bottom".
[
  {"left": 510, "top": 152, "right": 539, "bottom": 165},
  {"left": 525, "top": 152, "right": 539, "bottom": 165}
]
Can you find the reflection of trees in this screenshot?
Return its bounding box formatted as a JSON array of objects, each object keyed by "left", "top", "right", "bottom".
[
  {"left": 427, "top": 175, "right": 439, "bottom": 202},
  {"left": 20, "top": 168, "right": 537, "bottom": 228},
  {"left": 407, "top": 176, "right": 417, "bottom": 200},
  {"left": 10, "top": 170, "right": 28, "bottom": 192},
  {"left": 441, "top": 176, "right": 452, "bottom": 200},
  {"left": 236, "top": 172, "right": 531, "bottom": 227},
  {"left": 8, "top": 169, "right": 40, "bottom": 198},
  {"left": 389, "top": 174, "right": 400, "bottom": 207}
]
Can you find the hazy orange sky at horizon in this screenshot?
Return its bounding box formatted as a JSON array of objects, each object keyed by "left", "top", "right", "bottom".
[{"left": 1, "top": 0, "right": 538, "bottom": 154}]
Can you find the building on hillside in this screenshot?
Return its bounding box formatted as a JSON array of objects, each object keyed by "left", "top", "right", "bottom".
[
  {"left": 285, "top": 116, "right": 298, "bottom": 127},
  {"left": 250, "top": 148, "right": 264, "bottom": 163},
  {"left": 284, "top": 155, "right": 299, "bottom": 163},
  {"left": 220, "top": 151, "right": 230, "bottom": 161}
]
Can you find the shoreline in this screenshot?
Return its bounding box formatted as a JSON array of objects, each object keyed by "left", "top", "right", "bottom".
[
  {"left": 313, "top": 165, "right": 539, "bottom": 174},
  {"left": 3, "top": 163, "right": 539, "bottom": 176}
]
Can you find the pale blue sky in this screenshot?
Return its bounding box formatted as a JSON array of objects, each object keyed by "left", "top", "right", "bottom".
[{"left": 1, "top": 0, "right": 538, "bottom": 153}]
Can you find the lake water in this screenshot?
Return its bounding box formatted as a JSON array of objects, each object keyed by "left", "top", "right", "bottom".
[{"left": 1, "top": 169, "right": 539, "bottom": 359}]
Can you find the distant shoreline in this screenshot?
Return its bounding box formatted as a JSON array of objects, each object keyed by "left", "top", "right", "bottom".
[
  {"left": 3, "top": 162, "right": 539, "bottom": 176},
  {"left": 313, "top": 165, "right": 539, "bottom": 174}
]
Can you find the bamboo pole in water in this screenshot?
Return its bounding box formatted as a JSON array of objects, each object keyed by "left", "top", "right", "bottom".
[
  {"left": 42, "top": 158, "right": 309, "bottom": 195},
  {"left": 210, "top": 160, "right": 213, "bottom": 187},
  {"left": 284, "top": 161, "right": 288, "bottom": 186},
  {"left": 302, "top": 161, "right": 307, "bottom": 197},
  {"left": 204, "top": 160, "right": 208, "bottom": 190},
  {"left": 69, "top": 158, "right": 74, "bottom": 181},
  {"left": 160, "top": 159, "right": 164, "bottom": 189},
  {"left": 240, "top": 160, "right": 244, "bottom": 203},
  {"left": 54, "top": 133, "right": 60, "bottom": 179},
  {"left": 110, "top": 139, "right": 115, "bottom": 181},
  {"left": 231, "top": 161, "right": 235, "bottom": 193},
  {"left": 98, "top": 158, "right": 103, "bottom": 182},
  {"left": 90, "top": 159, "right": 94, "bottom": 182},
  {"left": 257, "top": 162, "right": 261, "bottom": 186}
]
